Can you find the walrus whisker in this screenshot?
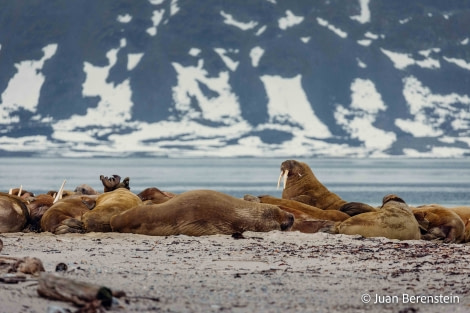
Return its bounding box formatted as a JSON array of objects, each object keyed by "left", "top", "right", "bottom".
[{"left": 53, "top": 179, "right": 67, "bottom": 204}]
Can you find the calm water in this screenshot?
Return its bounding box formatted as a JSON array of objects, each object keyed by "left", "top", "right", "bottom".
[{"left": 1, "top": 157, "right": 469, "bottom": 207}]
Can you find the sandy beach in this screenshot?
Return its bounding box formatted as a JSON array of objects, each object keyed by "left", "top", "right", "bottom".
[{"left": 1, "top": 231, "right": 469, "bottom": 313}]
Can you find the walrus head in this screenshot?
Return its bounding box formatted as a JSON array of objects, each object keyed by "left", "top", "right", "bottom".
[
  {"left": 381, "top": 194, "right": 406, "bottom": 207},
  {"left": 74, "top": 184, "right": 99, "bottom": 195},
  {"left": 280, "top": 212, "right": 295, "bottom": 231},
  {"left": 277, "top": 160, "right": 309, "bottom": 190}
]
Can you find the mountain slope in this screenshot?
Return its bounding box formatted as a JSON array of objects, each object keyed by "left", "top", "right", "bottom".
[{"left": 1, "top": 0, "right": 470, "bottom": 157}]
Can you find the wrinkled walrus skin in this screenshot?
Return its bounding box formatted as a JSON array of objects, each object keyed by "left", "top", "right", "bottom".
[
  {"left": 82, "top": 188, "right": 142, "bottom": 232},
  {"left": 335, "top": 194, "right": 421, "bottom": 241},
  {"left": 0, "top": 192, "right": 30, "bottom": 233},
  {"left": 110, "top": 190, "right": 294, "bottom": 236}
]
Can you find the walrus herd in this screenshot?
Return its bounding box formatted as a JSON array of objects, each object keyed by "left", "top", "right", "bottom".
[{"left": 1, "top": 160, "right": 470, "bottom": 244}]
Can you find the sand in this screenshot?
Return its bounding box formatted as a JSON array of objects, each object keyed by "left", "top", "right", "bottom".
[{"left": 1, "top": 231, "right": 469, "bottom": 313}]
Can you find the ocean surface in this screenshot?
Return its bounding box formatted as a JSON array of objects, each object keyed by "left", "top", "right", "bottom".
[{"left": 1, "top": 157, "right": 469, "bottom": 207}]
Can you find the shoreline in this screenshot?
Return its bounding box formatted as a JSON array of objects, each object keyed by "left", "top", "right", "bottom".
[{"left": 1, "top": 231, "right": 469, "bottom": 312}]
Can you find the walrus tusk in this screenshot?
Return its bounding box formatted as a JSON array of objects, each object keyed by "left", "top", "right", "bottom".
[
  {"left": 8, "top": 188, "right": 13, "bottom": 195},
  {"left": 277, "top": 171, "right": 283, "bottom": 190},
  {"left": 17, "top": 185, "right": 23, "bottom": 197},
  {"left": 53, "top": 180, "right": 67, "bottom": 204},
  {"left": 283, "top": 170, "right": 288, "bottom": 190},
  {"left": 277, "top": 170, "right": 289, "bottom": 190}
]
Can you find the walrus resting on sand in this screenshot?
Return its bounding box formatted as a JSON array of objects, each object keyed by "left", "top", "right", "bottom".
[
  {"left": 40, "top": 195, "right": 97, "bottom": 234},
  {"left": 81, "top": 188, "right": 143, "bottom": 232},
  {"left": 254, "top": 195, "right": 350, "bottom": 222},
  {"left": 340, "top": 201, "right": 468, "bottom": 243},
  {"left": 110, "top": 190, "right": 294, "bottom": 236},
  {"left": 0, "top": 192, "right": 30, "bottom": 233},
  {"left": 332, "top": 194, "right": 421, "bottom": 241},
  {"left": 277, "top": 160, "right": 347, "bottom": 210},
  {"left": 412, "top": 205, "right": 466, "bottom": 243},
  {"left": 244, "top": 194, "right": 344, "bottom": 233}
]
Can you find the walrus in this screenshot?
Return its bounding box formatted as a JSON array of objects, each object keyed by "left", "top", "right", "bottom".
[
  {"left": 25, "top": 194, "right": 55, "bottom": 232},
  {"left": 277, "top": 160, "right": 347, "bottom": 210},
  {"left": 110, "top": 190, "right": 295, "bottom": 236},
  {"left": 0, "top": 192, "right": 30, "bottom": 233},
  {"left": 40, "top": 195, "right": 97, "bottom": 234},
  {"left": 332, "top": 194, "right": 421, "bottom": 240},
  {"left": 255, "top": 195, "right": 350, "bottom": 222},
  {"left": 74, "top": 184, "right": 100, "bottom": 195},
  {"left": 340, "top": 201, "right": 468, "bottom": 243},
  {"left": 412, "top": 205, "right": 466, "bottom": 243},
  {"left": 81, "top": 188, "right": 142, "bottom": 232},
  {"left": 448, "top": 206, "right": 470, "bottom": 242},
  {"left": 244, "top": 194, "right": 340, "bottom": 233},
  {"left": 9, "top": 187, "right": 34, "bottom": 198}
]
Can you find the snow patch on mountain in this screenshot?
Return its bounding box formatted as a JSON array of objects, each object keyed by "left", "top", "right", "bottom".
[
  {"left": 147, "top": 9, "right": 165, "bottom": 36},
  {"left": 335, "top": 79, "right": 395, "bottom": 151},
  {"left": 395, "top": 76, "right": 470, "bottom": 137},
  {"left": 250, "top": 47, "right": 264, "bottom": 67},
  {"left": 0, "top": 44, "right": 57, "bottom": 124},
  {"left": 171, "top": 61, "right": 241, "bottom": 123},
  {"left": 260, "top": 74, "right": 331, "bottom": 139},
  {"left": 221, "top": 11, "right": 258, "bottom": 31},
  {"left": 444, "top": 57, "right": 470, "bottom": 71},
  {"left": 351, "top": 0, "right": 371, "bottom": 24},
  {"left": 279, "top": 10, "right": 304, "bottom": 30},
  {"left": 53, "top": 39, "right": 134, "bottom": 144},
  {"left": 381, "top": 48, "right": 440, "bottom": 70}
]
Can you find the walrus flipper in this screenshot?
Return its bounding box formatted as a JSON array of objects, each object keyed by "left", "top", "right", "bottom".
[
  {"left": 100, "top": 175, "right": 130, "bottom": 192},
  {"left": 54, "top": 218, "right": 86, "bottom": 235},
  {"left": 339, "top": 202, "right": 378, "bottom": 216},
  {"left": 293, "top": 220, "right": 338, "bottom": 234}
]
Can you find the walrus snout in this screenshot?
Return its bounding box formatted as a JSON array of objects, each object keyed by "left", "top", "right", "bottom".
[{"left": 281, "top": 213, "right": 295, "bottom": 231}]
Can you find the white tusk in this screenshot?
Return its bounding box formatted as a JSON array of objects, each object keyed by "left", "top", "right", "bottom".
[
  {"left": 17, "top": 185, "right": 23, "bottom": 197},
  {"left": 8, "top": 188, "right": 13, "bottom": 195},
  {"left": 277, "top": 171, "right": 284, "bottom": 190},
  {"left": 283, "top": 170, "right": 288, "bottom": 190},
  {"left": 53, "top": 179, "right": 67, "bottom": 204}
]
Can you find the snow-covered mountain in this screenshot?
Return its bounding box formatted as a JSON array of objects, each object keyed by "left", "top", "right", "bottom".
[{"left": 1, "top": 0, "right": 470, "bottom": 157}]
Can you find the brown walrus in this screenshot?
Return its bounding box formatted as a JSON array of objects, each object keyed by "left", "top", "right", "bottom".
[
  {"left": 0, "top": 192, "right": 30, "bottom": 233},
  {"left": 256, "top": 195, "right": 350, "bottom": 222},
  {"left": 244, "top": 194, "right": 340, "bottom": 233},
  {"left": 25, "top": 194, "right": 55, "bottom": 232},
  {"left": 81, "top": 188, "right": 142, "bottom": 232},
  {"left": 278, "top": 160, "right": 347, "bottom": 210},
  {"left": 40, "top": 195, "right": 97, "bottom": 234},
  {"left": 333, "top": 194, "right": 421, "bottom": 240},
  {"left": 412, "top": 205, "right": 466, "bottom": 243},
  {"left": 340, "top": 201, "right": 469, "bottom": 243},
  {"left": 448, "top": 206, "right": 470, "bottom": 242},
  {"left": 110, "top": 190, "right": 294, "bottom": 236}
]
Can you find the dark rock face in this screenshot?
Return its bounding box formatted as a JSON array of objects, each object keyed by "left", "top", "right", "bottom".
[{"left": 1, "top": 1, "right": 469, "bottom": 157}]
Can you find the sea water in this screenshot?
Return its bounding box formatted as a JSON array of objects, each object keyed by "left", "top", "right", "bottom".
[{"left": 0, "top": 157, "right": 469, "bottom": 207}]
